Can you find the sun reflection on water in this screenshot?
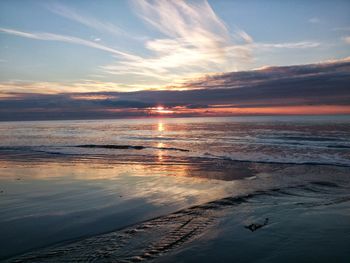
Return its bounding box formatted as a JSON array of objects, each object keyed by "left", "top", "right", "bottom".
[
  {"left": 157, "top": 142, "right": 164, "bottom": 162},
  {"left": 157, "top": 121, "right": 165, "bottom": 161},
  {"left": 158, "top": 122, "right": 164, "bottom": 132}
]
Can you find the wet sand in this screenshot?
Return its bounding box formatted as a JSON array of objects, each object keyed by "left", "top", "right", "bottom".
[
  {"left": 1, "top": 150, "right": 350, "bottom": 262},
  {"left": 157, "top": 185, "right": 350, "bottom": 263},
  {"left": 0, "top": 152, "right": 247, "bottom": 260}
]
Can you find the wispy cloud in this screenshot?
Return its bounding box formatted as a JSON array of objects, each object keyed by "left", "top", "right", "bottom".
[
  {"left": 101, "top": 0, "right": 254, "bottom": 82},
  {"left": 0, "top": 79, "right": 158, "bottom": 94},
  {"left": 0, "top": 27, "right": 138, "bottom": 60},
  {"left": 255, "top": 41, "right": 320, "bottom": 49},
  {"left": 101, "top": 0, "right": 322, "bottom": 83},
  {"left": 333, "top": 27, "right": 350, "bottom": 31},
  {"left": 0, "top": 0, "right": 324, "bottom": 90},
  {"left": 309, "top": 17, "right": 321, "bottom": 24},
  {"left": 47, "top": 3, "right": 123, "bottom": 36}
]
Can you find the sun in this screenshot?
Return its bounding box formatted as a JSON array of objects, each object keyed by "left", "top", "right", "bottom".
[{"left": 153, "top": 105, "right": 174, "bottom": 114}]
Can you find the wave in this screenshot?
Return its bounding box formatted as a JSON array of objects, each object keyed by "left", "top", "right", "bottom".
[
  {"left": 124, "top": 136, "right": 179, "bottom": 141},
  {"left": 326, "top": 145, "right": 350, "bottom": 149},
  {"left": 0, "top": 145, "right": 190, "bottom": 153},
  {"left": 272, "top": 136, "right": 345, "bottom": 142},
  {"left": 75, "top": 144, "right": 190, "bottom": 152},
  {"left": 1, "top": 145, "right": 349, "bottom": 167},
  {"left": 202, "top": 153, "right": 350, "bottom": 168}
]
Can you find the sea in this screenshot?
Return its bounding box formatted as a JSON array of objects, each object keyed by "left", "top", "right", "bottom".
[{"left": 0, "top": 116, "right": 349, "bottom": 262}]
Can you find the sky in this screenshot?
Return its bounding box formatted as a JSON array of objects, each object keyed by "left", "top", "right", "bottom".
[{"left": 0, "top": 0, "right": 350, "bottom": 120}]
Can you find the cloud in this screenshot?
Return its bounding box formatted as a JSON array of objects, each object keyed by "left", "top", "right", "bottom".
[
  {"left": 234, "top": 29, "right": 254, "bottom": 44},
  {"left": 309, "top": 17, "right": 321, "bottom": 24},
  {"left": 0, "top": 27, "right": 138, "bottom": 60},
  {"left": 0, "top": 0, "right": 254, "bottom": 85},
  {"left": 333, "top": 27, "right": 350, "bottom": 31},
  {"left": 101, "top": 0, "right": 254, "bottom": 82},
  {"left": 163, "top": 56, "right": 350, "bottom": 92},
  {"left": 1, "top": 0, "right": 324, "bottom": 90},
  {"left": 255, "top": 41, "right": 320, "bottom": 49},
  {"left": 1, "top": 58, "right": 349, "bottom": 120},
  {"left": 0, "top": 80, "right": 157, "bottom": 94},
  {"left": 47, "top": 3, "right": 123, "bottom": 36},
  {"left": 102, "top": 0, "right": 321, "bottom": 84}
]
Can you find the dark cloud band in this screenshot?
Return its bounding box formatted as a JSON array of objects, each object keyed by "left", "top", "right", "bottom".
[{"left": 1, "top": 59, "right": 349, "bottom": 121}]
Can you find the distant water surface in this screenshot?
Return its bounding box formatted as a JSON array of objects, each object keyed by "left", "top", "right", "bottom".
[{"left": 1, "top": 115, "right": 350, "bottom": 166}]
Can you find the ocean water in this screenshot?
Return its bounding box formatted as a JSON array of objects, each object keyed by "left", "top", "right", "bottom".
[
  {"left": 1, "top": 116, "right": 350, "bottom": 262},
  {"left": 1, "top": 115, "right": 350, "bottom": 166}
]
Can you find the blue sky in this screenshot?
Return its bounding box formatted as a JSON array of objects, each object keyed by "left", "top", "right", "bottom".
[{"left": 0, "top": 0, "right": 350, "bottom": 94}]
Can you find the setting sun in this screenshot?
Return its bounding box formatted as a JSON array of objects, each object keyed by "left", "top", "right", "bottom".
[{"left": 152, "top": 106, "right": 174, "bottom": 114}]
